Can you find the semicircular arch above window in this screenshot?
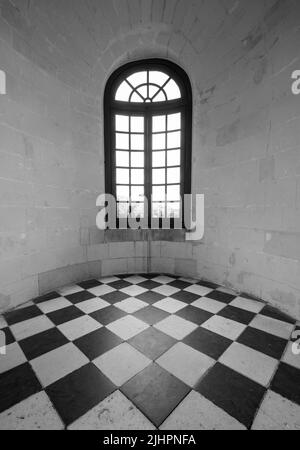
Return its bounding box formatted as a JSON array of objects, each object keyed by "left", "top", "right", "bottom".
[{"left": 115, "top": 70, "right": 181, "bottom": 103}]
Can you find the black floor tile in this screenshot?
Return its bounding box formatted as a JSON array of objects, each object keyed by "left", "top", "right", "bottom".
[
  {"left": 168, "top": 280, "right": 191, "bottom": 290},
  {"left": 47, "top": 306, "right": 84, "bottom": 326},
  {"left": 175, "top": 305, "right": 213, "bottom": 325},
  {"left": 138, "top": 280, "right": 161, "bottom": 290},
  {"left": 108, "top": 280, "right": 132, "bottom": 290},
  {"left": 260, "top": 305, "right": 296, "bottom": 325},
  {"left": 1, "top": 327, "right": 15, "bottom": 345},
  {"left": 218, "top": 305, "right": 255, "bottom": 325},
  {"left": 77, "top": 279, "right": 102, "bottom": 289},
  {"left": 197, "top": 280, "right": 219, "bottom": 289},
  {"left": 195, "top": 363, "right": 266, "bottom": 429},
  {"left": 19, "top": 328, "right": 69, "bottom": 361},
  {"left": 0, "top": 363, "right": 42, "bottom": 413},
  {"left": 4, "top": 305, "right": 43, "bottom": 326},
  {"left": 133, "top": 306, "right": 169, "bottom": 325},
  {"left": 237, "top": 327, "right": 287, "bottom": 360},
  {"left": 129, "top": 328, "right": 175, "bottom": 360},
  {"left": 136, "top": 291, "right": 165, "bottom": 304},
  {"left": 101, "top": 291, "right": 129, "bottom": 304},
  {"left": 121, "top": 363, "right": 190, "bottom": 427},
  {"left": 183, "top": 327, "right": 232, "bottom": 360},
  {"left": 206, "top": 290, "right": 236, "bottom": 304},
  {"left": 33, "top": 292, "right": 60, "bottom": 304},
  {"left": 46, "top": 363, "right": 116, "bottom": 426},
  {"left": 65, "top": 291, "right": 96, "bottom": 304},
  {"left": 89, "top": 305, "right": 127, "bottom": 325},
  {"left": 271, "top": 363, "right": 300, "bottom": 406},
  {"left": 171, "top": 291, "right": 200, "bottom": 304},
  {"left": 74, "top": 328, "right": 122, "bottom": 360}
]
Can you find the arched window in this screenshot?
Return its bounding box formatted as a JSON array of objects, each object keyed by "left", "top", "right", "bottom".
[{"left": 104, "top": 59, "right": 192, "bottom": 226}]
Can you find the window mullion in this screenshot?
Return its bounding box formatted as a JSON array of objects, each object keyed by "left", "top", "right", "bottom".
[{"left": 145, "top": 111, "right": 152, "bottom": 225}]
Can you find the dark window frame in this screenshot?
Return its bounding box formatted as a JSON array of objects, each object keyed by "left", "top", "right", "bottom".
[{"left": 104, "top": 58, "right": 192, "bottom": 228}]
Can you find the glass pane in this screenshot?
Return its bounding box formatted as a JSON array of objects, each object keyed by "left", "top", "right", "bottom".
[
  {"left": 167, "top": 131, "right": 181, "bottom": 149},
  {"left": 131, "top": 185, "right": 144, "bottom": 202},
  {"left": 130, "top": 202, "right": 144, "bottom": 218},
  {"left": 131, "top": 116, "right": 144, "bottom": 132},
  {"left": 131, "top": 92, "right": 143, "bottom": 102},
  {"left": 149, "top": 84, "right": 159, "bottom": 99},
  {"left": 127, "top": 71, "right": 147, "bottom": 88},
  {"left": 167, "top": 167, "right": 180, "bottom": 184},
  {"left": 116, "top": 185, "right": 129, "bottom": 201},
  {"left": 167, "top": 202, "right": 181, "bottom": 218},
  {"left": 116, "top": 151, "right": 129, "bottom": 167},
  {"left": 131, "top": 134, "right": 144, "bottom": 150},
  {"left": 152, "top": 115, "right": 166, "bottom": 132},
  {"left": 136, "top": 86, "right": 147, "bottom": 99},
  {"left": 152, "top": 203, "right": 165, "bottom": 218},
  {"left": 116, "top": 133, "right": 129, "bottom": 149},
  {"left": 115, "top": 81, "right": 132, "bottom": 101},
  {"left": 149, "top": 71, "right": 169, "bottom": 87},
  {"left": 164, "top": 79, "right": 181, "bottom": 100},
  {"left": 152, "top": 91, "right": 166, "bottom": 102},
  {"left": 152, "top": 168, "right": 165, "bottom": 185},
  {"left": 131, "top": 169, "right": 144, "bottom": 185},
  {"left": 152, "top": 133, "right": 166, "bottom": 150},
  {"left": 116, "top": 168, "right": 129, "bottom": 184},
  {"left": 131, "top": 152, "right": 144, "bottom": 167},
  {"left": 167, "top": 149, "right": 181, "bottom": 166},
  {"left": 167, "top": 184, "right": 180, "bottom": 201},
  {"left": 152, "top": 185, "right": 166, "bottom": 201},
  {"left": 116, "top": 115, "right": 129, "bottom": 132},
  {"left": 152, "top": 151, "right": 165, "bottom": 168},
  {"left": 118, "top": 202, "right": 129, "bottom": 218},
  {"left": 168, "top": 113, "right": 181, "bottom": 131}
]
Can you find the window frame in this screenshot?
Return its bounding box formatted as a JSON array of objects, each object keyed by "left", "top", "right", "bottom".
[{"left": 104, "top": 58, "right": 192, "bottom": 228}]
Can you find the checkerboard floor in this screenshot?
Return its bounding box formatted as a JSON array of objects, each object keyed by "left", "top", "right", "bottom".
[{"left": 0, "top": 273, "right": 299, "bottom": 430}]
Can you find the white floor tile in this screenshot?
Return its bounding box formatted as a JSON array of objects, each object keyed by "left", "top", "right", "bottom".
[
  {"left": 152, "top": 275, "right": 175, "bottom": 284},
  {"left": 76, "top": 298, "right": 110, "bottom": 314},
  {"left": 106, "top": 316, "right": 149, "bottom": 340},
  {"left": 250, "top": 315, "right": 294, "bottom": 340},
  {"left": 230, "top": 296, "right": 265, "bottom": 313},
  {"left": 88, "top": 285, "right": 115, "bottom": 297},
  {"left": 0, "top": 342, "right": 27, "bottom": 374},
  {"left": 0, "top": 316, "right": 7, "bottom": 329},
  {"left": 68, "top": 390, "right": 155, "bottom": 430},
  {"left": 184, "top": 285, "right": 213, "bottom": 297},
  {"left": 201, "top": 316, "right": 246, "bottom": 341},
  {"left": 37, "top": 297, "right": 72, "bottom": 314},
  {"left": 58, "top": 285, "right": 84, "bottom": 296},
  {"left": 30, "top": 343, "right": 89, "bottom": 387},
  {"left": 123, "top": 275, "right": 147, "bottom": 284},
  {"left": 119, "top": 285, "right": 147, "bottom": 297},
  {"left": 179, "top": 277, "right": 198, "bottom": 284},
  {"left": 192, "top": 297, "right": 226, "bottom": 314},
  {"left": 98, "top": 276, "right": 119, "bottom": 284},
  {"left": 154, "top": 315, "right": 197, "bottom": 340},
  {"left": 152, "top": 285, "right": 180, "bottom": 297},
  {"left": 160, "top": 391, "right": 246, "bottom": 430},
  {"left": 157, "top": 343, "right": 215, "bottom": 387},
  {"left": 114, "top": 298, "right": 148, "bottom": 314},
  {"left": 282, "top": 342, "right": 300, "bottom": 370},
  {"left": 216, "top": 287, "right": 237, "bottom": 295},
  {"left": 252, "top": 391, "right": 300, "bottom": 430},
  {"left": 93, "top": 343, "right": 151, "bottom": 386},
  {"left": 153, "top": 298, "right": 186, "bottom": 314},
  {"left": 0, "top": 391, "right": 64, "bottom": 430},
  {"left": 10, "top": 316, "right": 54, "bottom": 341},
  {"left": 58, "top": 316, "right": 102, "bottom": 341},
  {"left": 219, "top": 342, "right": 278, "bottom": 386}
]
